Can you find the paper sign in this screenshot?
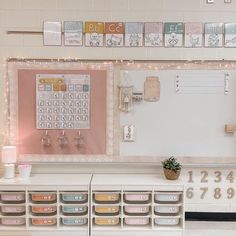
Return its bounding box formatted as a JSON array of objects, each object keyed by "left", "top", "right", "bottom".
[
  {"left": 105, "top": 22, "right": 124, "bottom": 47},
  {"left": 225, "top": 23, "right": 236, "bottom": 48},
  {"left": 164, "top": 22, "right": 184, "bottom": 47},
  {"left": 204, "top": 23, "right": 224, "bottom": 47},
  {"left": 125, "top": 22, "right": 144, "bottom": 47},
  {"left": 43, "top": 21, "right": 62, "bottom": 46},
  {"left": 144, "top": 77, "right": 160, "bottom": 102},
  {"left": 184, "top": 23, "right": 203, "bottom": 48},
  {"left": 64, "top": 21, "right": 83, "bottom": 46},
  {"left": 85, "top": 22, "right": 104, "bottom": 47},
  {"left": 144, "top": 22, "right": 163, "bottom": 47}
]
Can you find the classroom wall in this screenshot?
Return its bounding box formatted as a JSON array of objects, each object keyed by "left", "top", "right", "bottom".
[{"left": 1, "top": 0, "right": 236, "bottom": 152}]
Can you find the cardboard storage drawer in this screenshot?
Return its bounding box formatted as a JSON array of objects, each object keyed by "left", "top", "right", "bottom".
[
  {"left": 61, "top": 217, "right": 87, "bottom": 226},
  {"left": 94, "top": 217, "right": 120, "bottom": 226},
  {"left": 124, "top": 205, "right": 150, "bottom": 215},
  {"left": 1, "top": 192, "right": 25, "bottom": 202},
  {"left": 155, "top": 192, "right": 182, "bottom": 203},
  {"left": 31, "top": 192, "right": 57, "bottom": 203},
  {"left": 124, "top": 192, "right": 150, "bottom": 203},
  {"left": 154, "top": 216, "right": 180, "bottom": 226},
  {"left": 62, "top": 205, "right": 88, "bottom": 215},
  {"left": 1, "top": 217, "right": 25, "bottom": 226},
  {"left": 154, "top": 204, "right": 180, "bottom": 214},
  {"left": 94, "top": 192, "right": 120, "bottom": 203},
  {"left": 94, "top": 205, "right": 120, "bottom": 215},
  {"left": 31, "top": 218, "right": 57, "bottom": 226},
  {"left": 61, "top": 192, "right": 88, "bottom": 203},
  {"left": 124, "top": 217, "right": 150, "bottom": 226},
  {"left": 1, "top": 205, "right": 25, "bottom": 214},
  {"left": 31, "top": 205, "right": 57, "bottom": 214}
]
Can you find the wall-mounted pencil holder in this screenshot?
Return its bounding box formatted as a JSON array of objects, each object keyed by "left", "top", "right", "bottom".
[
  {"left": 41, "top": 130, "right": 51, "bottom": 147},
  {"left": 57, "top": 130, "right": 68, "bottom": 147}
]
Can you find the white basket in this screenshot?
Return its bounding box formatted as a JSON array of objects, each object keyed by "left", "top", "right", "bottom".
[
  {"left": 154, "top": 205, "right": 180, "bottom": 214},
  {"left": 155, "top": 192, "right": 181, "bottom": 202},
  {"left": 154, "top": 216, "right": 180, "bottom": 226}
]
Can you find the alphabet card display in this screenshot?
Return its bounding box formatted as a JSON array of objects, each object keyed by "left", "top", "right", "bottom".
[
  {"left": 64, "top": 21, "right": 83, "bottom": 46},
  {"left": 105, "top": 22, "right": 124, "bottom": 47},
  {"left": 205, "top": 23, "right": 224, "bottom": 47},
  {"left": 43, "top": 21, "right": 62, "bottom": 46},
  {"left": 144, "top": 22, "right": 163, "bottom": 47},
  {"left": 85, "top": 22, "right": 104, "bottom": 47},
  {"left": 36, "top": 74, "right": 90, "bottom": 130},
  {"left": 184, "top": 22, "right": 203, "bottom": 47},
  {"left": 164, "top": 22, "right": 183, "bottom": 47},
  {"left": 125, "top": 22, "right": 144, "bottom": 47},
  {"left": 224, "top": 23, "right": 236, "bottom": 48}
]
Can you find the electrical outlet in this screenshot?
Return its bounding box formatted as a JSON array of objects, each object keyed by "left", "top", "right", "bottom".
[
  {"left": 206, "top": 0, "right": 214, "bottom": 3},
  {"left": 123, "top": 125, "right": 135, "bottom": 142}
]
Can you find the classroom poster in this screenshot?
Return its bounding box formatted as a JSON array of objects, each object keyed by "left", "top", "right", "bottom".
[
  {"left": 164, "top": 22, "right": 184, "bottom": 47},
  {"left": 125, "top": 22, "right": 144, "bottom": 47},
  {"left": 144, "top": 22, "right": 163, "bottom": 47},
  {"left": 205, "top": 23, "right": 224, "bottom": 47},
  {"left": 184, "top": 22, "right": 203, "bottom": 48},
  {"left": 105, "top": 22, "right": 124, "bottom": 47},
  {"left": 64, "top": 21, "right": 83, "bottom": 46},
  {"left": 85, "top": 22, "right": 104, "bottom": 47},
  {"left": 43, "top": 21, "right": 62, "bottom": 46},
  {"left": 225, "top": 23, "right": 236, "bottom": 48}
]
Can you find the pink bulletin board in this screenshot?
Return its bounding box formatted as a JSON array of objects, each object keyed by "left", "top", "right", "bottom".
[{"left": 17, "top": 69, "right": 107, "bottom": 155}]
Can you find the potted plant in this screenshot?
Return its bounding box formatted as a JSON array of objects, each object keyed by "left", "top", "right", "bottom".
[{"left": 162, "top": 156, "right": 182, "bottom": 180}]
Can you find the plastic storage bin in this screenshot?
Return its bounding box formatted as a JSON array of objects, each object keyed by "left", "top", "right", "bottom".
[
  {"left": 154, "top": 216, "right": 180, "bottom": 226},
  {"left": 61, "top": 192, "right": 88, "bottom": 203},
  {"left": 1, "top": 192, "right": 25, "bottom": 202},
  {"left": 62, "top": 205, "right": 88, "bottom": 215},
  {"left": 1, "top": 217, "right": 25, "bottom": 226},
  {"left": 124, "top": 192, "right": 150, "bottom": 203},
  {"left": 94, "top": 205, "right": 120, "bottom": 215},
  {"left": 31, "top": 218, "right": 57, "bottom": 226},
  {"left": 155, "top": 192, "right": 181, "bottom": 203},
  {"left": 124, "top": 217, "right": 150, "bottom": 226},
  {"left": 94, "top": 217, "right": 120, "bottom": 226},
  {"left": 31, "top": 205, "right": 57, "bottom": 214},
  {"left": 124, "top": 205, "right": 150, "bottom": 215},
  {"left": 1, "top": 205, "right": 25, "bottom": 214},
  {"left": 94, "top": 192, "right": 120, "bottom": 203},
  {"left": 154, "top": 204, "right": 180, "bottom": 214},
  {"left": 31, "top": 192, "right": 57, "bottom": 203},
  {"left": 61, "top": 217, "right": 87, "bottom": 226}
]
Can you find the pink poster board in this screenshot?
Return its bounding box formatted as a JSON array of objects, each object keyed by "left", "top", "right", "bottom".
[{"left": 18, "top": 69, "right": 107, "bottom": 155}]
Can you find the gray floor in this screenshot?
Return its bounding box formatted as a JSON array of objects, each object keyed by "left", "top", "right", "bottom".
[{"left": 186, "top": 221, "right": 236, "bottom": 235}]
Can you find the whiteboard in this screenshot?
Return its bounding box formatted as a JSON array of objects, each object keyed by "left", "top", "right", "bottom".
[{"left": 120, "top": 70, "right": 236, "bottom": 157}]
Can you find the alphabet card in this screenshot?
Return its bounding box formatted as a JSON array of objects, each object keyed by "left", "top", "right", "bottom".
[
  {"left": 105, "top": 22, "right": 124, "bottom": 47},
  {"left": 64, "top": 21, "right": 83, "bottom": 46},
  {"left": 144, "top": 22, "right": 163, "bottom": 47},
  {"left": 85, "top": 22, "right": 104, "bottom": 47},
  {"left": 184, "top": 22, "right": 203, "bottom": 48},
  {"left": 164, "top": 22, "right": 183, "bottom": 47},
  {"left": 205, "top": 23, "right": 224, "bottom": 47},
  {"left": 225, "top": 23, "right": 236, "bottom": 48},
  {"left": 43, "top": 21, "right": 62, "bottom": 46},
  {"left": 125, "top": 22, "right": 144, "bottom": 47}
]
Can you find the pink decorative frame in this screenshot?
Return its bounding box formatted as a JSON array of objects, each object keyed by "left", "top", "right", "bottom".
[{"left": 7, "top": 61, "right": 114, "bottom": 163}]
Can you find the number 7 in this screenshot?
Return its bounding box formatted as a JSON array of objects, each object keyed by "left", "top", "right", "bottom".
[{"left": 200, "top": 187, "right": 208, "bottom": 199}]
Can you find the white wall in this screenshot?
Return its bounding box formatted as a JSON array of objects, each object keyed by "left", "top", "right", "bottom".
[{"left": 1, "top": 0, "right": 236, "bottom": 143}]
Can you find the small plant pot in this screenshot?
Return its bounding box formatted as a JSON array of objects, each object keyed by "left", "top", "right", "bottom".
[{"left": 163, "top": 168, "right": 181, "bottom": 180}]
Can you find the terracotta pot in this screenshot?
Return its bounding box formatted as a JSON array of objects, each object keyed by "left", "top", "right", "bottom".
[{"left": 163, "top": 168, "right": 181, "bottom": 180}]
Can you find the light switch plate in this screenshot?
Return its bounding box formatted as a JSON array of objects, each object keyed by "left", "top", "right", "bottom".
[
  {"left": 206, "top": 0, "right": 214, "bottom": 3},
  {"left": 123, "top": 125, "right": 135, "bottom": 142}
]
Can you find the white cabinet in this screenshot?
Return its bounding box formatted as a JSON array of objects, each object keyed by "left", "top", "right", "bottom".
[
  {"left": 0, "top": 174, "right": 91, "bottom": 236},
  {"left": 0, "top": 174, "right": 184, "bottom": 236},
  {"left": 91, "top": 174, "right": 185, "bottom": 236}
]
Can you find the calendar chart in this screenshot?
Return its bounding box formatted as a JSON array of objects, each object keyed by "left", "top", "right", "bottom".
[{"left": 36, "top": 74, "right": 90, "bottom": 130}]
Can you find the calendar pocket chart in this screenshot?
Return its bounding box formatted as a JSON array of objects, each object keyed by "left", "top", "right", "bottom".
[{"left": 36, "top": 74, "right": 90, "bottom": 130}]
